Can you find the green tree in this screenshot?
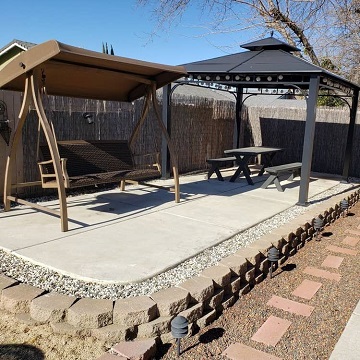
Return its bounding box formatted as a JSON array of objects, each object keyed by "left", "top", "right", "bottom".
[{"left": 102, "top": 42, "right": 115, "bottom": 55}]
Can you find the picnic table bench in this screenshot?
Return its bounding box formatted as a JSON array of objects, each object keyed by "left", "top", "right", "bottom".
[
  {"left": 38, "top": 140, "right": 161, "bottom": 190},
  {"left": 206, "top": 157, "right": 236, "bottom": 181},
  {"left": 261, "top": 162, "right": 302, "bottom": 192}
]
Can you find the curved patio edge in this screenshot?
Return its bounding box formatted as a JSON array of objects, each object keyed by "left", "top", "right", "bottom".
[{"left": 0, "top": 189, "right": 359, "bottom": 352}]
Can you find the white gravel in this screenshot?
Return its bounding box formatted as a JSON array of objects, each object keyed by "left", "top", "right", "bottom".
[{"left": 0, "top": 180, "right": 358, "bottom": 300}]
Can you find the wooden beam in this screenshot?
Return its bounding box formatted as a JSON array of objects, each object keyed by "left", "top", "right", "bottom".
[{"left": 7, "top": 196, "right": 60, "bottom": 217}]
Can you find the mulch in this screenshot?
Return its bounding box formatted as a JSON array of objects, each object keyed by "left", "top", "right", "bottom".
[{"left": 157, "top": 202, "right": 360, "bottom": 359}]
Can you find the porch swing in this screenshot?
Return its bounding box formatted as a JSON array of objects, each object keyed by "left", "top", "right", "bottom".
[{"left": 0, "top": 40, "right": 187, "bottom": 231}]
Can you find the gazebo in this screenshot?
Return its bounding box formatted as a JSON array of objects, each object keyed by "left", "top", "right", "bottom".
[{"left": 162, "top": 36, "right": 360, "bottom": 205}]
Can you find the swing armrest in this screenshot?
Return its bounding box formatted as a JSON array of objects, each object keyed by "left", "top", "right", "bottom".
[
  {"left": 133, "top": 152, "right": 161, "bottom": 172},
  {"left": 38, "top": 158, "right": 70, "bottom": 188}
]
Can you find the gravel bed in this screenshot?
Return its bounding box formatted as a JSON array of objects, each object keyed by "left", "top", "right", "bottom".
[
  {"left": 157, "top": 198, "right": 360, "bottom": 360},
  {"left": 0, "top": 180, "right": 359, "bottom": 300}
]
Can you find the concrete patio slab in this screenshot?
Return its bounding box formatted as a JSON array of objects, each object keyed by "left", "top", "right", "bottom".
[{"left": 0, "top": 170, "right": 347, "bottom": 284}]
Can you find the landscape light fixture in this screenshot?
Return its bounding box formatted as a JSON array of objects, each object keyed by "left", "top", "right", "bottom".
[
  {"left": 313, "top": 217, "right": 324, "bottom": 241},
  {"left": 171, "top": 316, "right": 188, "bottom": 356},
  {"left": 268, "top": 247, "right": 280, "bottom": 279},
  {"left": 340, "top": 199, "right": 349, "bottom": 217}
]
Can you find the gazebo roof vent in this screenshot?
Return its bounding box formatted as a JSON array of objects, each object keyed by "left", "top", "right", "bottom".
[{"left": 240, "top": 36, "right": 300, "bottom": 53}]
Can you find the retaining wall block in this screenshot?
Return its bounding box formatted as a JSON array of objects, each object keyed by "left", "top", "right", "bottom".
[
  {"left": 91, "top": 323, "right": 135, "bottom": 342},
  {"left": 204, "top": 288, "right": 224, "bottom": 310},
  {"left": 200, "top": 265, "right": 232, "bottom": 288},
  {"left": 234, "top": 248, "right": 261, "bottom": 268},
  {"left": 30, "top": 291, "right": 77, "bottom": 323},
  {"left": 0, "top": 274, "right": 19, "bottom": 291},
  {"left": 160, "top": 331, "right": 176, "bottom": 345},
  {"left": 196, "top": 309, "right": 217, "bottom": 329},
  {"left": 224, "top": 276, "right": 241, "bottom": 296},
  {"left": 221, "top": 294, "right": 236, "bottom": 311},
  {"left": 218, "top": 255, "right": 247, "bottom": 277},
  {"left": 137, "top": 315, "right": 172, "bottom": 338},
  {"left": 247, "top": 237, "right": 274, "bottom": 255},
  {"left": 51, "top": 322, "right": 90, "bottom": 337},
  {"left": 67, "top": 298, "right": 113, "bottom": 329},
  {"left": 254, "top": 272, "right": 264, "bottom": 285},
  {"left": 244, "top": 265, "right": 256, "bottom": 286},
  {"left": 1, "top": 284, "right": 45, "bottom": 314},
  {"left": 178, "top": 302, "right": 203, "bottom": 323},
  {"left": 177, "top": 276, "right": 214, "bottom": 303},
  {"left": 151, "top": 287, "right": 189, "bottom": 317},
  {"left": 113, "top": 296, "right": 157, "bottom": 327},
  {"left": 300, "top": 232, "right": 307, "bottom": 242},
  {"left": 239, "top": 283, "right": 250, "bottom": 296},
  {"left": 281, "top": 243, "right": 290, "bottom": 256},
  {"left": 259, "top": 258, "right": 269, "bottom": 274}
]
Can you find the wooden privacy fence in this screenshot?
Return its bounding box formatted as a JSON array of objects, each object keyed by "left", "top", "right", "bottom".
[{"left": 1, "top": 89, "right": 360, "bottom": 200}]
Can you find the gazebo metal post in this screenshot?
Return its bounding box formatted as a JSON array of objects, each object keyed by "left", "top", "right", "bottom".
[
  {"left": 342, "top": 88, "right": 359, "bottom": 180},
  {"left": 235, "top": 87, "right": 243, "bottom": 147},
  {"left": 161, "top": 83, "right": 171, "bottom": 178},
  {"left": 298, "top": 75, "right": 320, "bottom": 205}
]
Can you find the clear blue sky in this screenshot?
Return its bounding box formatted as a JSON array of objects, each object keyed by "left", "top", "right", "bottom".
[{"left": 1, "top": 0, "right": 255, "bottom": 65}]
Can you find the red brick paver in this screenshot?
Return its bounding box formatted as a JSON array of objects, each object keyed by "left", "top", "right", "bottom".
[
  {"left": 321, "top": 255, "right": 344, "bottom": 269},
  {"left": 267, "top": 295, "right": 314, "bottom": 316},
  {"left": 291, "top": 279, "right": 322, "bottom": 300},
  {"left": 326, "top": 245, "right": 358, "bottom": 256},
  {"left": 112, "top": 338, "right": 156, "bottom": 360},
  {"left": 303, "top": 266, "right": 341, "bottom": 281},
  {"left": 222, "top": 343, "right": 283, "bottom": 360},
  {"left": 251, "top": 315, "right": 292, "bottom": 346},
  {"left": 342, "top": 236, "right": 359, "bottom": 247},
  {"left": 346, "top": 228, "right": 360, "bottom": 236}
]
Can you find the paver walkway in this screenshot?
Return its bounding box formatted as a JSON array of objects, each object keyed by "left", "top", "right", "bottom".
[{"left": 219, "top": 217, "right": 360, "bottom": 360}]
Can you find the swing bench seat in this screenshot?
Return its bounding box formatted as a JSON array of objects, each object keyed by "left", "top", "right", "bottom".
[{"left": 38, "top": 140, "right": 161, "bottom": 189}]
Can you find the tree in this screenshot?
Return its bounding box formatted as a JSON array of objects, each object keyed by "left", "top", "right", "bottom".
[
  {"left": 138, "top": 0, "right": 359, "bottom": 82},
  {"left": 102, "top": 42, "right": 115, "bottom": 55}
]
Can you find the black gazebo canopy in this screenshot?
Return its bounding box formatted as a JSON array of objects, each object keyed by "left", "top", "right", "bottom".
[{"left": 162, "top": 36, "right": 360, "bottom": 205}]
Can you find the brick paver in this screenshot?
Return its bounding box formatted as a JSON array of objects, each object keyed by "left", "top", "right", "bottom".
[
  {"left": 303, "top": 266, "right": 341, "bottom": 281},
  {"left": 326, "top": 245, "right": 358, "bottom": 256},
  {"left": 321, "top": 255, "right": 344, "bottom": 269},
  {"left": 291, "top": 279, "right": 322, "bottom": 300},
  {"left": 112, "top": 338, "right": 156, "bottom": 360},
  {"left": 222, "top": 343, "right": 283, "bottom": 360},
  {"left": 251, "top": 315, "right": 292, "bottom": 346},
  {"left": 267, "top": 295, "right": 314, "bottom": 316},
  {"left": 345, "top": 228, "right": 360, "bottom": 236},
  {"left": 342, "top": 236, "right": 359, "bottom": 247}
]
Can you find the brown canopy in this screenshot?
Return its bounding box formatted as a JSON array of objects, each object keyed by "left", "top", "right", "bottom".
[{"left": 0, "top": 40, "right": 187, "bottom": 101}]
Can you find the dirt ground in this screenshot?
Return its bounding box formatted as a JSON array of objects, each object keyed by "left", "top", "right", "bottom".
[{"left": 0, "top": 310, "right": 108, "bottom": 360}]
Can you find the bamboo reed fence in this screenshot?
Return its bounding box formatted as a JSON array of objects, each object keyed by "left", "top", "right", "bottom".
[{"left": 0, "top": 89, "right": 359, "bottom": 200}]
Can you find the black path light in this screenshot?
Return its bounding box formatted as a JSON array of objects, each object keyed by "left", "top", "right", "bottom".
[
  {"left": 268, "top": 247, "right": 280, "bottom": 279},
  {"left": 313, "top": 217, "right": 324, "bottom": 241},
  {"left": 340, "top": 199, "right": 349, "bottom": 217},
  {"left": 171, "top": 316, "right": 189, "bottom": 356}
]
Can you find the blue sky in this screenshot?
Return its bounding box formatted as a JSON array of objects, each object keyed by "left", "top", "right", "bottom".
[{"left": 1, "top": 0, "right": 255, "bottom": 65}]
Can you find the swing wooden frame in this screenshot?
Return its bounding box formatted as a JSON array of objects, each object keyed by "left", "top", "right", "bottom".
[{"left": 0, "top": 40, "right": 186, "bottom": 232}]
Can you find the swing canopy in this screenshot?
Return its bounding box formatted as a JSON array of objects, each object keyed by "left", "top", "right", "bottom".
[
  {"left": 0, "top": 39, "right": 187, "bottom": 101},
  {"left": 0, "top": 40, "right": 186, "bottom": 232}
]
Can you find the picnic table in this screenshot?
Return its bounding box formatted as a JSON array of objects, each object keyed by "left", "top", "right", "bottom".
[{"left": 223, "top": 146, "right": 283, "bottom": 184}]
